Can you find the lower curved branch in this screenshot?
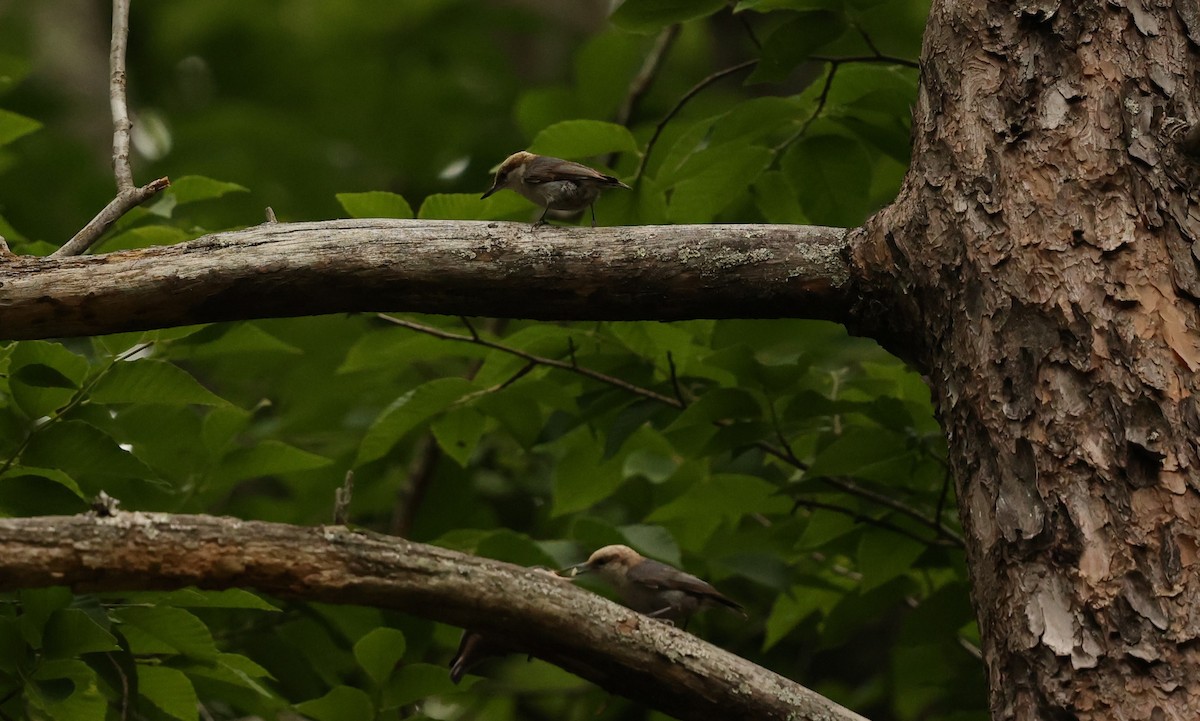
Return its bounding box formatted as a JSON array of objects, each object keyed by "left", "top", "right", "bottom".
[{"left": 0, "top": 512, "right": 869, "bottom": 721}]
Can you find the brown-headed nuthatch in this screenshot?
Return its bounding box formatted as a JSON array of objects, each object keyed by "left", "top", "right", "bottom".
[
  {"left": 481, "top": 151, "right": 630, "bottom": 227},
  {"left": 568, "top": 545, "right": 744, "bottom": 625}
]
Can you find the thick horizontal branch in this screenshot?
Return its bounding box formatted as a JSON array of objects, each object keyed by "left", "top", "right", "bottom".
[
  {"left": 0, "top": 220, "right": 852, "bottom": 341},
  {"left": 0, "top": 512, "right": 868, "bottom": 721}
]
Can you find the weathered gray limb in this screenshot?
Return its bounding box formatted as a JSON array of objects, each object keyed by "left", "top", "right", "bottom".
[
  {"left": 0, "top": 220, "right": 853, "bottom": 341},
  {"left": 0, "top": 512, "right": 869, "bottom": 721}
]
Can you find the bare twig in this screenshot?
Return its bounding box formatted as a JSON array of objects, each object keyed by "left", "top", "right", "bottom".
[
  {"left": 934, "top": 469, "right": 953, "bottom": 536},
  {"left": 265, "top": 207, "right": 278, "bottom": 223},
  {"left": 390, "top": 317, "right": 508, "bottom": 537},
  {"left": 110, "top": 0, "right": 134, "bottom": 190},
  {"left": 634, "top": 59, "right": 759, "bottom": 182},
  {"left": 377, "top": 314, "right": 963, "bottom": 547},
  {"left": 810, "top": 54, "right": 920, "bottom": 69},
  {"left": 790, "top": 497, "right": 957, "bottom": 549},
  {"left": 666, "top": 351, "right": 688, "bottom": 408},
  {"left": 392, "top": 436, "right": 441, "bottom": 538},
  {"left": 53, "top": 0, "right": 169, "bottom": 257},
  {"left": 607, "top": 24, "right": 681, "bottom": 170},
  {"left": 773, "top": 63, "right": 840, "bottom": 154},
  {"left": 378, "top": 315, "right": 682, "bottom": 408},
  {"left": 333, "top": 470, "right": 355, "bottom": 525}
]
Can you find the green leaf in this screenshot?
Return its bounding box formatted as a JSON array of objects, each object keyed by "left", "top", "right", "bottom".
[
  {"left": 382, "top": 663, "right": 460, "bottom": 709},
  {"left": 763, "top": 582, "right": 844, "bottom": 649},
  {"left": 125, "top": 588, "right": 280, "bottom": 611},
  {"left": 857, "top": 527, "right": 925, "bottom": 590},
  {"left": 28, "top": 659, "right": 106, "bottom": 721},
  {"left": 173, "top": 323, "right": 303, "bottom": 358},
  {"left": 0, "top": 108, "right": 41, "bottom": 145},
  {"left": 418, "top": 191, "right": 533, "bottom": 221},
  {"left": 295, "top": 685, "right": 374, "bottom": 721},
  {"left": 0, "top": 617, "right": 26, "bottom": 672},
  {"left": 8, "top": 341, "right": 89, "bottom": 419},
  {"left": 747, "top": 12, "right": 848, "bottom": 84},
  {"left": 552, "top": 428, "right": 625, "bottom": 517},
  {"left": 22, "top": 420, "right": 155, "bottom": 484},
  {"left": 0, "top": 53, "right": 32, "bottom": 93},
  {"left": 666, "top": 145, "right": 773, "bottom": 223},
  {"left": 18, "top": 587, "right": 72, "bottom": 647},
  {"left": 137, "top": 665, "right": 199, "bottom": 721},
  {"left": 665, "top": 388, "right": 763, "bottom": 431},
  {"left": 42, "top": 609, "right": 119, "bottom": 658},
  {"left": 804, "top": 425, "right": 911, "bottom": 480},
  {"left": 528, "top": 120, "right": 637, "bottom": 160},
  {"left": 114, "top": 606, "right": 219, "bottom": 661},
  {"left": 353, "top": 627, "right": 406, "bottom": 686},
  {"left": 783, "top": 133, "right": 875, "bottom": 226},
  {"left": 214, "top": 440, "right": 333, "bottom": 482},
  {"left": 337, "top": 191, "right": 414, "bottom": 219},
  {"left": 431, "top": 406, "right": 486, "bottom": 466},
  {"left": 356, "top": 378, "right": 476, "bottom": 465},
  {"left": 611, "top": 0, "right": 728, "bottom": 32},
  {"left": 648, "top": 474, "right": 791, "bottom": 548},
  {"left": 101, "top": 224, "right": 193, "bottom": 252},
  {"left": 167, "top": 175, "right": 249, "bottom": 205},
  {"left": 13, "top": 363, "right": 78, "bottom": 389},
  {"left": 89, "top": 359, "right": 227, "bottom": 406}
]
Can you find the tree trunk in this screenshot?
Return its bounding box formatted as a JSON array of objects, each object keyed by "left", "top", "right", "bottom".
[{"left": 852, "top": 1, "right": 1200, "bottom": 718}]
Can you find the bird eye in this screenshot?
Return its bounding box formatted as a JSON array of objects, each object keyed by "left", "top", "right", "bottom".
[{"left": 593, "top": 557, "right": 608, "bottom": 567}]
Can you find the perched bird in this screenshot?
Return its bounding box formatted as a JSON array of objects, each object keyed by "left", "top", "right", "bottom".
[
  {"left": 481, "top": 151, "right": 630, "bottom": 227},
  {"left": 568, "top": 544, "right": 744, "bottom": 625}
]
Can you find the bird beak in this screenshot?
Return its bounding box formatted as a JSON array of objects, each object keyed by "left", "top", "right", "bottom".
[
  {"left": 562, "top": 562, "right": 591, "bottom": 578},
  {"left": 480, "top": 183, "right": 499, "bottom": 200}
]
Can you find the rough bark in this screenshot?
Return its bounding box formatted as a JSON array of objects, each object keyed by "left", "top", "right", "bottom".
[
  {"left": 850, "top": 1, "right": 1200, "bottom": 718},
  {"left": 0, "top": 511, "right": 867, "bottom": 721},
  {"left": 0, "top": 220, "right": 850, "bottom": 341}
]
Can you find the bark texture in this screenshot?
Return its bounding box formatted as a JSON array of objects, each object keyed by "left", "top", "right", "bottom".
[
  {"left": 0, "top": 220, "right": 850, "bottom": 340},
  {"left": 0, "top": 512, "right": 867, "bottom": 721},
  {"left": 851, "top": 1, "right": 1200, "bottom": 718}
]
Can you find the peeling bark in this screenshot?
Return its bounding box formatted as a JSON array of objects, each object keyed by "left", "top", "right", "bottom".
[
  {"left": 851, "top": 1, "right": 1200, "bottom": 718},
  {"left": 0, "top": 512, "right": 867, "bottom": 721}
]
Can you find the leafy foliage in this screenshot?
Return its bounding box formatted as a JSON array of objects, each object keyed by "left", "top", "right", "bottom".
[{"left": 0, "top": 1, "right": 988, "bottom": 720}]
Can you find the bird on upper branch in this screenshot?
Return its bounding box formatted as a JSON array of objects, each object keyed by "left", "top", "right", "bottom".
[{"left": 481, "top": 151, "right": 630, "bottom": 227}]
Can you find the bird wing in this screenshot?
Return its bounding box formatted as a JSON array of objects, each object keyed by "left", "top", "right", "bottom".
[
  {"left": 628, "top": 559, "right": 744, "bottom": 611},
  {"left": 523, "top": 155, "right": 628, "bottom": 188}
]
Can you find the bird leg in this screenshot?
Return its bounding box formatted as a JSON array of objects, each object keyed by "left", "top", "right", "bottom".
[{"left": 590, "top": 204, "right": 597, "bottom": 227}]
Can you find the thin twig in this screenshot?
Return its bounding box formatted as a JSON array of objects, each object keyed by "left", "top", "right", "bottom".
[
  {"left": 377, "top": 315, "right": 682, "bottom": 408},
  {"left": 392, "top": 436, "right": 441, "bottom": 538},
  {"left": 772, "top": 63, "right": 840, "bottom": 155},
  {"left": 934, "top": 469, "right": 953, "bottom": 536},
  {"left": 666, "top": 351, "right": 688, "bottom": 408},
  {"left": 333, "top": 470, "right": 355, "bottom": 525},
  {"left": 377, "top": 313, "right": 963, "bottom": 547},
  {"left": 53, "top": 0, "right": 169, "bottom": 257},
  {"left": 634, "top": 59, "right": 759, "bottom": 182},
  {"left": 0, "top": 341, "right": 154, "bottom": 477},
  {"left": 615, "top": 25, "right": 680, "bottom": 128},
  {"left": 790, "top": 497, "right": 955, "bottom": 548},
  {"left": 604, "top": 23, "right": 680, "bottom": 169},
  {"left": 390, "top": 317, "right": 507, "bottom": 537},
  {"left": 810, "top": 54, "right": 920, "bottom": 69},
  {"left": 110, "top": 0, "right": 134, "bottom": 191}
]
